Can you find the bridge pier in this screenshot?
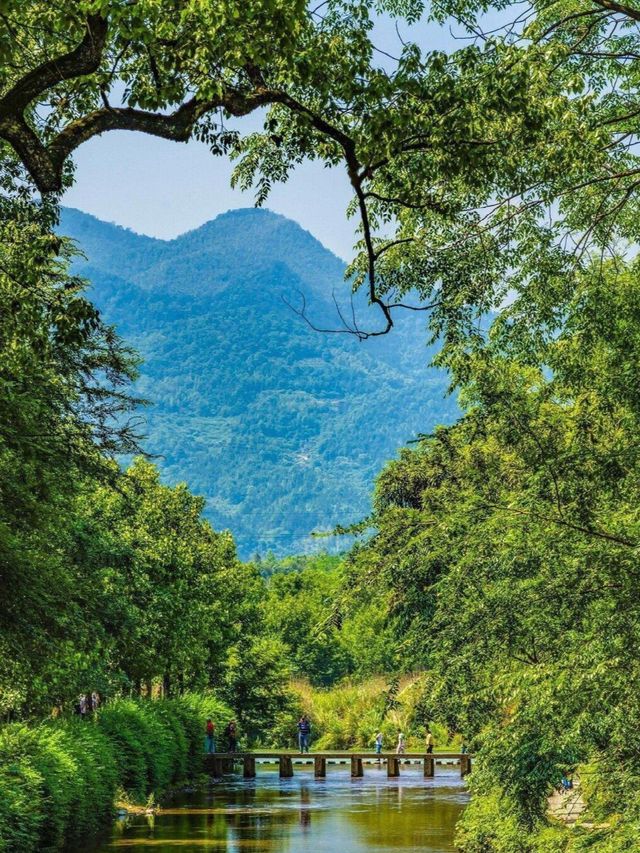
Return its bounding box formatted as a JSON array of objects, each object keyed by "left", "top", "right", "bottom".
[
  {"left": 204, "top": 751, "right": 471, "bottom": 781},
  {"left": 203, "top": 755, "right": 225, "bottom": 777},
  {"left": 279, "top": 755, "right": 294, "bottom": 778},
  {"left": 387, "top": 756, "right": 400, "bottom": 777}
]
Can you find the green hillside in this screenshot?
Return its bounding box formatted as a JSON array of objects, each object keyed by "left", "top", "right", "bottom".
[{"left": 60, "top": 207, "right": 456, "bottom": 557}]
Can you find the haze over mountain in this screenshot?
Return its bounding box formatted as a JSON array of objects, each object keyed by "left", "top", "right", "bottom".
[{"left": 60, "top": 206, "right": 457, "bottom": 557}]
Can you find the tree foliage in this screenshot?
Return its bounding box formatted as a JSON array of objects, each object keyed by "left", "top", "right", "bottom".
[
  {"left": 0, "top": 195, "right": 141, "bottom": 714},
  {"left": 353, "top": 259, "right": 640, "bottom": 847},
  {"left": 262, "top": 553, "right": 401, "bottom": 685},
  {"left": 72, "top": 457, "right": 256, "bottom": 696}
]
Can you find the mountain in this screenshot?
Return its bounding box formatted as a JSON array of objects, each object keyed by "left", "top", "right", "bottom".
[{"left": 60, "top": 207, "right": 457, "bottom": 558}]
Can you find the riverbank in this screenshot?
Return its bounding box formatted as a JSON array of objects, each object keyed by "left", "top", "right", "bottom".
[{"left": 0, "top": 694, "right": 231, "bottom": 852}]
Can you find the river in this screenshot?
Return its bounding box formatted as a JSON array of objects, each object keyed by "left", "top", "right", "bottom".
[{"left": 94, "top": 761, "right": 468, "bottom": 851}]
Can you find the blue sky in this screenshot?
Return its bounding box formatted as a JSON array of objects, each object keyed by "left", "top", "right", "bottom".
[
  {"left": 62, "top": 11, "right": 472, "bottom": 259},
  {"left": 63, "top": 127, "right": 356, "bottom": 259}
]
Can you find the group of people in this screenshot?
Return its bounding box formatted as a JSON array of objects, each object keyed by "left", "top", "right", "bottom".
[
  {"left": 297, "top": 717, "right": 436, "bottom": 756},
  {"left": 205, "top": 718, "right": 238, "bottom": 754},
  {"left": 205, "top": 715, "right": 437, "bottom": 756},
  {"left": 296, "top": 717, "right": 437, "bottom": 756},
  {"left": 375, "top": 727, "right": 434, "bottom": 756},
  {"left": 75, "top": 691, "right": 100, "bottom": 718}
]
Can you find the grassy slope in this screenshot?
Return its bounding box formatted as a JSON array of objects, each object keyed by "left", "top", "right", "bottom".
[{"left": 271, "top": 675, "right": 460, "bottom": 753}]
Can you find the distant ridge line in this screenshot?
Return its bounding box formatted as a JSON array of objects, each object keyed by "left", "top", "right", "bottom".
[{"left": 60, "top": 205, "right": 347, "bottom": 264}]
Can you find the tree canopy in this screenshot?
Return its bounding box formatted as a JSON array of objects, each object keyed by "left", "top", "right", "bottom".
[
  {"left": 5, "top": 0, "right": 640, "bottom": 343},
  {"left": 350, "top": 257, "right": 640, "bottom": 848},
  {"left": 0, "top": 195, "right": 141, "bottom": 713}
]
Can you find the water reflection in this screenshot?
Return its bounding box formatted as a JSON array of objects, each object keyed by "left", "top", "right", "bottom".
[{"left": 95, "top": 764, "right": 468, "bottom": 852}]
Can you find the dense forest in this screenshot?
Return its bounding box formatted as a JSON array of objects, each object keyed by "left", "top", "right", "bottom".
[{"left": 3, "top": 0, "right": 640, "bottom": 851}]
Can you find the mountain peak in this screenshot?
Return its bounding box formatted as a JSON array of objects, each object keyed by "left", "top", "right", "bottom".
[
  {"left": 61, "top": 205, "right": 346, "bottom": 301},
  {"left": 62, "top": 205, "right": 339, "bottom": 258},
  {"left": 175, "top": 207, "right": 344, "bottom": 261},
  {"left": 60, "top": 207, "right": 456, "bottom": 557}
]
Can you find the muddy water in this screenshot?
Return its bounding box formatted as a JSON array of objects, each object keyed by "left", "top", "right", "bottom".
[{"left": 95, "top": 762, "right": 468, "bottom": 852}]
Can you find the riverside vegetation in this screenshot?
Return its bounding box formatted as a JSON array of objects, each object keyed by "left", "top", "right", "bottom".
[
  {"left": 5, "top": 2, "right": 640, "bottom": 852},
  {"left": 0, "top": 695, "right": 231, "bottom": 852}
]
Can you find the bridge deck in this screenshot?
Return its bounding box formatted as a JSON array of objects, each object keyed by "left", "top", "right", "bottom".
[{"left": 208, "top": 751, "right": 467, "bottom": 759}]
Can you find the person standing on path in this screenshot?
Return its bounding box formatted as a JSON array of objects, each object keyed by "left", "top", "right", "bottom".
[
  {"left": 205, "top": 718, "right": 216, "bottom": 754},
  {"left": 396, "top": 732, "right": 406, "bottom": 754},
  {"left": 425, "top": 728, "right": 434, "bottom": 754},
  {"left": 297, "top": 715, "right": 311, "bottom": 753}
]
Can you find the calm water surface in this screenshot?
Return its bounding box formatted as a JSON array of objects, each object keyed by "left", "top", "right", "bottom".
[{"left": 96, "top": 763, "right": 468, "bottom": 852}]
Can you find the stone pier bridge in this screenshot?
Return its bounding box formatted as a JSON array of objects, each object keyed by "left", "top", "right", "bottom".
[{"left": 204, "top": 751, "right": 472, "bottom": 780}]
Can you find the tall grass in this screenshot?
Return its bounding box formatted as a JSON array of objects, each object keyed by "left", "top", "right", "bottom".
[
  {"left": 0, "top": 693, "right": 231, "bottom": 853},
  {"left": 290, "top": 675, "right": 457, "bottom": 751}
]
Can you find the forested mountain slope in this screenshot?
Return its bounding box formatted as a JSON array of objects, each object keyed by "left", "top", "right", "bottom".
[{"left": 60, "top": 207, "right": 456, "bottom": 557}]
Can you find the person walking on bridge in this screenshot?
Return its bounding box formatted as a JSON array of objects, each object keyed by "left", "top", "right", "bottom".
[
  {"left": 374, "top": 731, "right": 383, "bottom": 763},
  {"left": 425, "top": 727, "right": 434, "bottom": 754},
  {"left": 225, "top": 720, "right": 238, "bottom": 753},
  {"left": 297, "top": 715, "right": 311, "bottom": 753},
  {"left": 396, "top": 732, "right": 406, "bottom": 754}
]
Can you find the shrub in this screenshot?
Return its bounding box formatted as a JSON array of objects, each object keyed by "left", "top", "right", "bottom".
[
  {"left": 52, "top": 721, "right": 118, "bottom": 847},
  {"left": 95, "top": 701, "right": 151, "bottom": 798},
  {"left": 0, "top": 692, "right": 232, "bottom": 852},
  {"left": 0, "top": 725, "right": 45, "bottom": 853}
]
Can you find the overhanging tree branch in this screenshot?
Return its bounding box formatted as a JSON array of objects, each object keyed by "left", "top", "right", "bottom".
[
  {"left": 0, "top": 13, "right": 108, "bottom": 116},
  {"left": 0, "top": 88, "right": 281, "bottom": 193},
  {"left": 0, "top": 12, "right": 284, "bottom": 193},
  {"left": 591, "top": 0, "right": 640, "bottom": 22}
]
